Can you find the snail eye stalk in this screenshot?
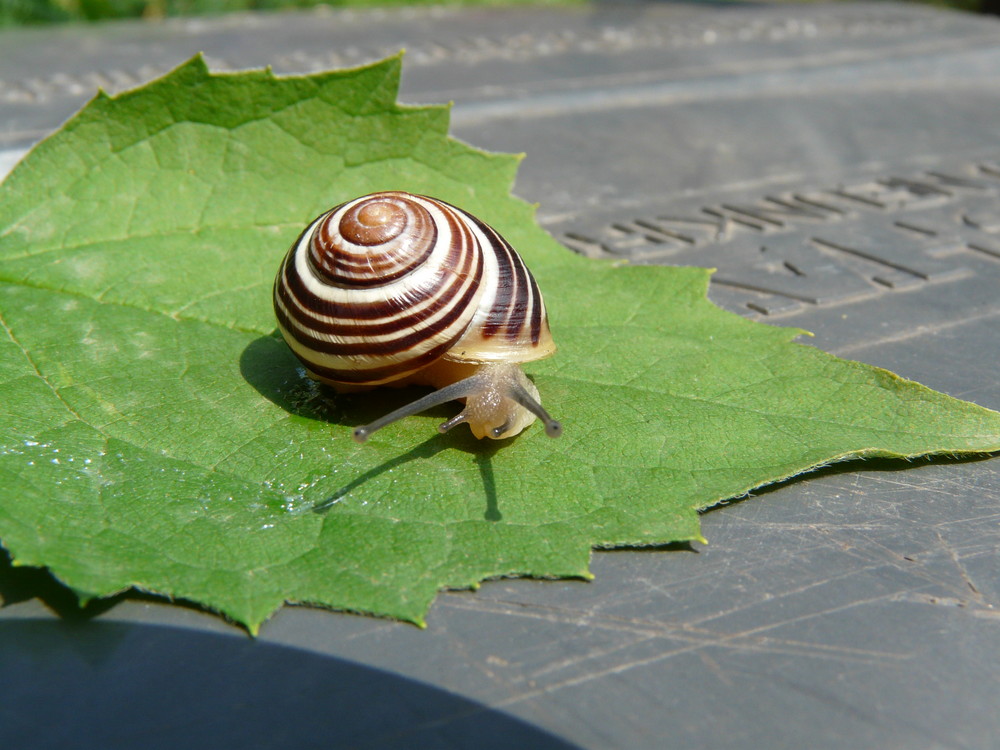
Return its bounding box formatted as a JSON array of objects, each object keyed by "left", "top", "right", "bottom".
[{"left": 351, "top": 377, "right": 481, "bottom": 444}]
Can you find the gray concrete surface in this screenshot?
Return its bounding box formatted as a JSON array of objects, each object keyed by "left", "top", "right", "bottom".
[{"left": 2, "top": 3, "right": 999, "bottom": 748}]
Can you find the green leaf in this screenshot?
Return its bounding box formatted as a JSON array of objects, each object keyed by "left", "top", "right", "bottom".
[{"left": 1, "top": 55, "right": 998, "bottom": 633}]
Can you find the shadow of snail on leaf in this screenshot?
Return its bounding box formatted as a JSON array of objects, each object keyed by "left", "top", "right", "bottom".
[{"left": 240, "top": 332, "right": 505, "bottom": 521}]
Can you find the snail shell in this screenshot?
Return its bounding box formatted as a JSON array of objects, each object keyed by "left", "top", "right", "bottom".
[{"left": 273, "top": 191, "right": 561, "bottom": 441}]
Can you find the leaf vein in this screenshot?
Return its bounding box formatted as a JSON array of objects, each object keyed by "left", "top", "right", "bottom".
[{"left": 0, "top": 305, "right": 91, "bottom": 427}]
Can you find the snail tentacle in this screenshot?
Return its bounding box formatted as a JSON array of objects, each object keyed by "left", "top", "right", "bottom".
[
  {"left": 510, "top": 382, "right": 563, "bottom": 439},
  {"left": 351, "top": 376, "right": 483, "bottom": 444}
]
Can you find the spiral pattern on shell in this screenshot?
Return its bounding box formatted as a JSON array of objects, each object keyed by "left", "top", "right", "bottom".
[{"left": 273, "top": 191, "right": 555, "bottom": 387}]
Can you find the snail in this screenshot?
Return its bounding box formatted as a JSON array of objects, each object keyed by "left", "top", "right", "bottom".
[{"left": 273, "top": 191, "right": 562, "bottom": 443}]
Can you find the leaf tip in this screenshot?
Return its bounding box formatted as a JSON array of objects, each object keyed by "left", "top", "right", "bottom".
[
  {"left": 382, "top": 49, "right": 406, "bottom": 75},
  {"left": 183, "top": 51, "right": 211, "bottom": 75}
]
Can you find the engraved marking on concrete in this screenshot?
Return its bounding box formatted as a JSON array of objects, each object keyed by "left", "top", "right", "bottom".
[{"left": 558, "top": 162, "right": 1000, "bottom": 317}]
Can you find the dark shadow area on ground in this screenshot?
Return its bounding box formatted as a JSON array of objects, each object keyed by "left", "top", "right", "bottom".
[{"left": 0, "top": 618, "right": 582, "bottom": 750}]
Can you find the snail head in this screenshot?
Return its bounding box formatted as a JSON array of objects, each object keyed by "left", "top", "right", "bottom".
[{"left": 352, "top": 362, "right": 561, "bottom": 443}]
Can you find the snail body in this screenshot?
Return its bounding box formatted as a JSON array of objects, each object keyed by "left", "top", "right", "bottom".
[{"left": 273, "top": 191, "right": 561, "bottom": 441}]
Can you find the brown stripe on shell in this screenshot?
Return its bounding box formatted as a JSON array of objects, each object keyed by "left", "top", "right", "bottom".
[
  {"left": 313, "top": 198, "right": 349, "bottom": 249},
  {"left": 526, "top": 271, "right": 543, "bottom": 345},
  {"left": 276, "top": 259, "right": 481, "bottom": 358},
  {"left": 461, "top": 211, "right": 537, "bottom": 343},
  {"left": 277, "top": 254, "right": 473, "bottom": 339},
  {"left": 308, "top": 195, "right": 437, "bottom": 287},
  {"left": 299, "top": 336, "right": 457, "bottom": 385},
  {"left": 279, "top": 202, "right": 479, "bottom": 330},
  {"left": 340, "top": 198, "right": 407, "bottom": 246},
  {"left": 313, "top": 207, "right": 433, "bottom": 276}
]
